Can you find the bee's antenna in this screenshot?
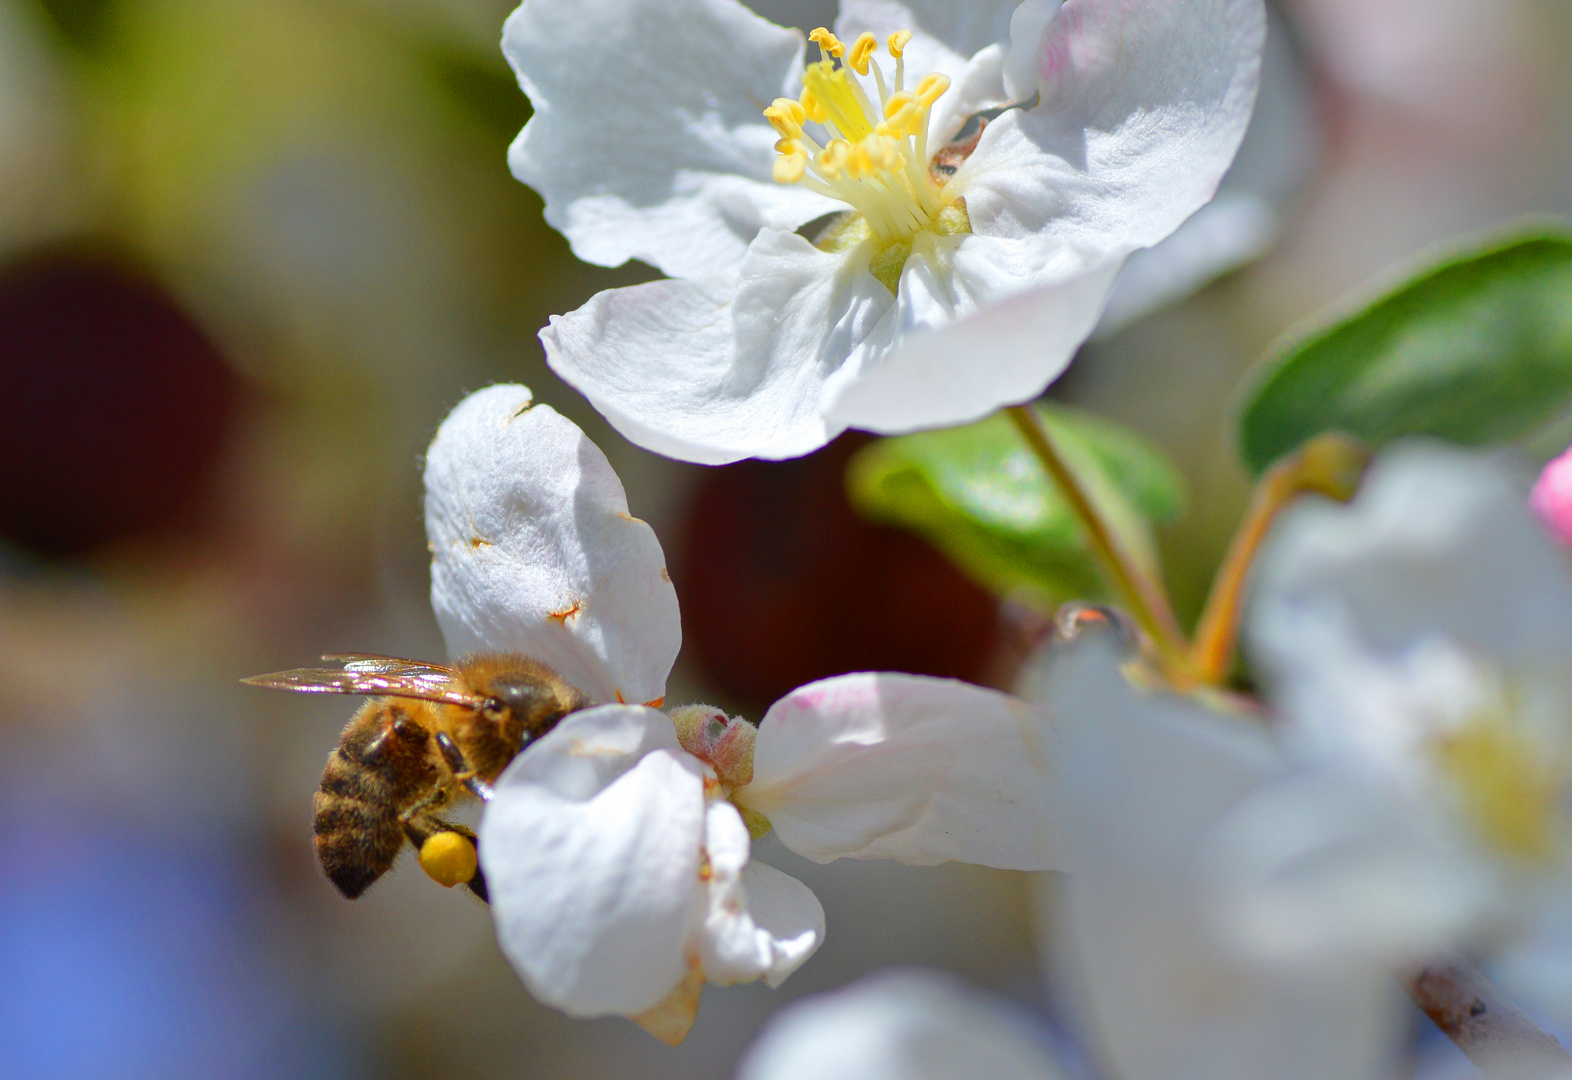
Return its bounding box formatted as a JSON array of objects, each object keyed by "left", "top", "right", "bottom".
[{"left": 435, "top": 732, "right": 494, "bottom": 802}]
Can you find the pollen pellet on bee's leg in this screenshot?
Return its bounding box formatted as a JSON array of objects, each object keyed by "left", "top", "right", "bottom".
[{"left": 418, "top": 830, "right": 479, "bottom": 888}]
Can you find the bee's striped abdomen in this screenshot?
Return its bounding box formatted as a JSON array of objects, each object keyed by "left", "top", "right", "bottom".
[{"left": 311, "top": 701, "right": 436, "bottom": 899}]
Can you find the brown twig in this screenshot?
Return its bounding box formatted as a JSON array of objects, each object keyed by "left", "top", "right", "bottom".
[{"left": 1406, "top": 950, "right": 1572, "bottom": 1077}]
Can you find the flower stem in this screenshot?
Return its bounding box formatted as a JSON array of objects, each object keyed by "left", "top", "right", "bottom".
[
  {"left": 1189, "top": 434, "right": 1371, "bottom": 685},
  {"left": 1005, "top": 405, "right": 1189, "bottom": 674},
  {"left": 1406, "top": 950, "right": 1572, "bottom": 1075}
]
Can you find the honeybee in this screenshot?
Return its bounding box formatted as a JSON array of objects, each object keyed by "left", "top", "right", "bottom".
[{"left": 243, "top": 653, "right": 585, "bottom": 902}]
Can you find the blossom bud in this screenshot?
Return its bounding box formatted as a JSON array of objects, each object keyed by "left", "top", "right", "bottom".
[
  {"left": 669, "top": 703, "right": 756, "bottom": 788},
  {"left": 1531, "top": 441, "right": 1572, "bottom": 546}
]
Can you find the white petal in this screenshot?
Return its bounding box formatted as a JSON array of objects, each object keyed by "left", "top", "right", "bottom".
[
  {"left": 697, "top": 801, "right": 825, "bottom": 987},
  {"left": 736, "top": 969, "right": 1068, "bottom": 1080},
  {"left": 834, "top": 0, "right": 1017, "bottom": 147},
  {"left": 1494, "top": 899, "right": 1572, "bottom": 1020},
  {"left": 826, "top": 231, "right": 1123, "bottom": 432},
  {"left": 1203, "top": 767, "right": 1496, "bottom": 968},
  {"left": 542, "top": 233, "right": 892, "bottom": 464},
  {"left": 1092, "top": 11, "right": 1316, "bottom": 336},
  {"left": 424, "top": 385, "right": 680, "bottom": 705},
  {"left": 1249, "top": 442, "right": 1572, "bottom": 666},
  {"left": 1056, "top": 872, "right": 1403, "bottom": 1080},
  {"left": 736, "top": 673, "right": 1065, "bottom": 870},
  {"left": 1041, "top": 642, "right": 1404, "bottom": 1080},
  {"left": 836, "top": 0, "right": 1018, "bottom": 64},
  {"left": 503, "top": 0, "right": 837, "bottom": 280},
  {"left": 479, "top": 705, "right": 706, "bottom": 1017},
  {"left": 1003, "top": 0, "right": 1064, "bottom": 103},
  {"left": 965, "top": 0, "right": 1265, "bottom": 254}
]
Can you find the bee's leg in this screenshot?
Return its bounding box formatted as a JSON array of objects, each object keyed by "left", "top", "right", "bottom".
[
  {"left": 404, "top": 813, "right": 488, "bottom": 904},
  {"left": 434, "top": 732, "right": 494, "bottom": 802}
]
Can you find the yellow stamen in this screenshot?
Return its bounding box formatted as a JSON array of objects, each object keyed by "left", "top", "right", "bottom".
[
  {"left": 808, "top": 27, "right": 844, "bottom": 58},
  {"left": 802, "top": 60, "right": 874, "bottom": 141},
  {"left": 760, "top": 26, "right": 967, "bottom": 260},
  {"left": 883, "top": 92, "right": 921, "bottom": 138},
  {"left": 848, "top": 32, "right": 878, "bottom": 75},
  {"left": 764, "top": 97, "right": 805, "bottom": 138},
  {"left": 799, "top": 84, "right": 828, "bottom": 124},
  {"left": 915, "top": 72, "right": 950, "bottom": 107},
  {"left": 815, "top": 139, "right": 851, "bottom": 179},
  {"left": 772, "top": 151, "right": 807, "bottom": 183},
  {"left": 846, "top": 140, "right": 873, "bottom": 179},
  {"left": 1436, "top": 710, "right": 1562, "bottom": 862}
]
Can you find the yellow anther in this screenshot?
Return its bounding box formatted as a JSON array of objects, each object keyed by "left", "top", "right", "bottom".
[
  {"left": 882, "top": 92, "right": 921, "bottom": 139},
  {"left": 816, "top": 139, "right": 851, "bottom": 179},
  {"left": 772, "top": 151, "right": 807, "bottom": 184},
  {"left": 808, "top": 27, "right": 844, "bottom": 58},
  {"left": 774, "top": 136, "right": 803, "bottom": 155},
  {"left": 848, "top": 32, "right": 878, "bottom": 75},
  {"left": 915, "top": 72, "right": 950, "bottom": 107},
  {"left": 872, "top": 134, "right": 901, "bottom": 171},
  {"left": 846, "top": 135, "right": 899, "bottom": 178},
  {"left": 799, "top": 84, "right": 828, "bottom": 124},
  {"left": 846, "top": 141, "right": 872, "bottom": 179},
  {"left": 418, "top": 831, "right": 477, "bottom": 889},
  {"left": 884, "top": 91, "right": 915, "bottom": 118},
  {"left": 887, "top": 30, "right": 912, "bottom": 58},
  {"left": 764, "top": 98, "right": 805, "bottom": 138}
]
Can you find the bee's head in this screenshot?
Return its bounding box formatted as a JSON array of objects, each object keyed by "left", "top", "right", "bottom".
[{"left": 478, "top": 671, "right": 579, "bottom": 742}]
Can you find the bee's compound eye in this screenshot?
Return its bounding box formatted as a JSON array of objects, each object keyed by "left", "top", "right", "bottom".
[
  {"left": 486, "top": 675, "right": 555, "bottom": 721},
  {"left": 418, "top": 831, "right": 478, "bottom": 889}
]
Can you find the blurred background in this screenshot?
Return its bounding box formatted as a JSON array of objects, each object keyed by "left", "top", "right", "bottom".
[{"left": 0, "top": 0, "right": 1568, "bottom": 1076}]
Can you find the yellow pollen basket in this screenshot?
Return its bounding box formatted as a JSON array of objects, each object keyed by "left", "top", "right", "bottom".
[
  {"left": 417, "top": 830, "right": 479, "bottom": 888},
  {"left": 763, "top": 26, "right": 961, "bottom": 255}
]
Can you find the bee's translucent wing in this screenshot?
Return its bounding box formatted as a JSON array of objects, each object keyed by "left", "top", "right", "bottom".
[
  {"left": 242, "top": 661, "right": 482, "bottom": 707},
  {"left": 320, "top": 653, "right": 458, "bottom": 678}
]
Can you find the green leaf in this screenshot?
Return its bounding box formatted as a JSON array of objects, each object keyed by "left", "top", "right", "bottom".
[
  {"left": 845, "top": 404, "right": 1183, "bottom": 608},
  {"left": 1238, "top": 227, "right": 1572, "bottom": 474}
]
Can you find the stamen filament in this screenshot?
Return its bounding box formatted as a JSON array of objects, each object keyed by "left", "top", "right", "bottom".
[{"left": 869, "top": 57, "right": 889, "bottom": 107}]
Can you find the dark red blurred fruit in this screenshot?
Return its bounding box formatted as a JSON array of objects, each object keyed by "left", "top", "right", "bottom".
[
  {"left": 679, "top": 435, "right": 999, "bottom": 709},
  {"left": 0, "top": 247, "right": 239, "bottom": 558}
]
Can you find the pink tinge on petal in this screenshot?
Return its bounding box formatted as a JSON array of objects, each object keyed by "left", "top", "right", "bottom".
[
  {"left": 1531, "top": 444, "right": 1572, "bottom": 546},
  {"left": 1034, "top": 0, "right": 1125, "bottom": 95}
]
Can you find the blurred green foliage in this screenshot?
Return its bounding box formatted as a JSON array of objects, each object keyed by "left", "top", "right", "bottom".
[
  {"left": 1238, "top": 225, "right": 1572, "bottom": 472},
  {"left": 846, "top": 404, "right": 1184, "bottom": 610},
  {"left": 33, "top": 0, "right": 114, "bottom": 52}
]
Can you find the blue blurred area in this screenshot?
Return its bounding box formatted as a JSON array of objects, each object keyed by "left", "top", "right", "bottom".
[{"left": 0, "top": 811, "right": 354, "bottom": 1080}]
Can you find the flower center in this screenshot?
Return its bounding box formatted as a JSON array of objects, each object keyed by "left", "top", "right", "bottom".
[
  {"left": 764, "top": 27, "right": 968, "bottom": 271},
  {"left": 1410, "top": 650, "right": 1565, "bottom": 863},
  {"left": 670, "top": 703, "right": 773, "bottom": 839},
  {"left": 1432, "top": 690, "right": 1563, "bottom": 863}
]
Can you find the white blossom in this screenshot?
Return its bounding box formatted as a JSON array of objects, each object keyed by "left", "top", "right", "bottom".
[
  {"left": 1027, "top": 639, "right": 1404, "bottom": 1080},
  {"left": 423, "top": 385, "right": 1060, "bottom": 1039},
  {"left": 504, "top": 0, "right": 1266, "bottom": 463},
  {"left": 1232, "top": 442, "right": 1572, "bottom": 967},
  {"left": 735, "top": 969, "right": 1068, "bottom": 1080}
]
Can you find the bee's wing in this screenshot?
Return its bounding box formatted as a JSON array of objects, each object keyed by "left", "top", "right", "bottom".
[
  {"left": 320, "top": 653, "right": 459, "bottom": 678},
  {"left": 242, "top": 665, "right": 483, "bottom": 707}
]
